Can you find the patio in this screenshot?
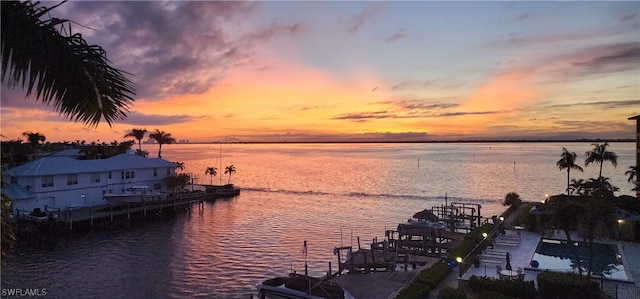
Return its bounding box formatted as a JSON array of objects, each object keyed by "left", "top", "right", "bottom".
[{"left": 459, "top": 228, "right": 640, "bottom": 295}]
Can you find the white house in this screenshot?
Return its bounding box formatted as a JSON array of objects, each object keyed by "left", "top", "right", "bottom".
[{"left": 3, "top": 151, "right": 176, "bottom": 214}]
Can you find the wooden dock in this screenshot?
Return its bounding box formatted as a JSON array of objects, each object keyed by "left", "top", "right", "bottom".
[
  {"left": 14, "top": 191, "right": 226, "bottom": 234},
  {"left": 331, "top": 256, "right": 440, "bottom": 299}
]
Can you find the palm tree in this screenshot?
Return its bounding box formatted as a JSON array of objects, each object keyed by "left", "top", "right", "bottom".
[
  {"left": 585, "top": 142, "right": 618, "bottom": 178},
  {"left": 224, "top": 165, "right": 236, "bottom": 184},
  {"left": 626, "top": 165, "right": 640, "bottom": 196},
  {"left": 569, "top": 178, "right": 586, "bottom": 196},
  {"left": 205, "top": 167, "right": 218, "bottom": 185},
  {"left": 174, "top": 162, "right": 185, "bottom": 173},
  {"left": 22, "top": 131, "right": 45, "bottom": 159},
  {"left": 149, "top": 129, "right": 176, "bottom": 158},
  {"left": 557, "top": 147, "right": 584, "bottom": 195},
  {"left": 124, "top": 128, "right": 147, "bottom": 152},
  {"left": 627, "top": 165, "right": 639, "bottom": 183},
  {"left": 1, "top": 1, "right": 135, "bottom": 127}
]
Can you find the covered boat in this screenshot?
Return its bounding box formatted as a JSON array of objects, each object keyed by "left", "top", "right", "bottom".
[{"left": 256, "top": 274, "right": 354, "bottom": 299}]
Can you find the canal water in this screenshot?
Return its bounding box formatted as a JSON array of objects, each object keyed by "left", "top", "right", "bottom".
[{"left": 1, "top": 142, "right": 635, "bottom": 298}]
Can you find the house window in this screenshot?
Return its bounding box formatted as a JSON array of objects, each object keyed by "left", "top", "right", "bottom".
[
  {"left": 122, "top": 170, "right": 135, "bottom": 179},
  {"left": 154, "top": 168, "right": 158, "bottom": 177},
  {"left": 154, "top": 183, "right": 161, "bottom": 190},
  {"left": 67, "top": 174, "right": 78, "bottom": 185},
  {"left": 42, "top": 176, "right": 54, "bottom": 188},
  {"left": 108, "top": 171, "right": 112, "bottom": 179},
  {"left": 91, "top": 172, "right": 100, "bottom": 183}
]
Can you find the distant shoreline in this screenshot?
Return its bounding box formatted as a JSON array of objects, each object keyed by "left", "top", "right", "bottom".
[{"left": 184, "top": 139, "right": 635, "bottom": 145}]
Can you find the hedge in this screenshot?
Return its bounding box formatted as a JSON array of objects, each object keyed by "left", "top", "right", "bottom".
[
  {"left": 437, "top": 286, "right": 467, "bottom": 299},
  {"left": 468, "top": 275, "right": 536, "bottom": 299},
  {"left": 537, "top": 271, "right": 600, "bottom": 299},
  {"left": 395, "top": 261, "right": 452, "bottom": 299}
]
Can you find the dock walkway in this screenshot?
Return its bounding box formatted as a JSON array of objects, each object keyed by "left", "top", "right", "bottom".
[{"left": 332, "top": 257, "right": 440, "bottom": 299}]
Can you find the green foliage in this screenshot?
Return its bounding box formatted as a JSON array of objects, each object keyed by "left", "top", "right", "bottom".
[
  {"left": 468, "top": 275, "right": 536, "bottom": 299},
  {"left": 613, "top": 195, "right": 640, "bottom": 213},
  {"left": 395, "top": 261, "right": 452, "bottom": 299},
  {"left": 537, "top": 271, "right": 600, "bottom": 299},
  {"left": 503, "top": 192, "right": 521, "bottom": 206},
  {"left": 516, "top": 202, "right": 536, "bottom": 231},
  {"left": 474, "top": 290, "right": 519, "bottom": 299},
  {"left": 1, "top": 1, "right": 135, "bottom": 127},
  {"left": 163, "top": 174, "right": 190, "bottom": 191},
  {"left": 437, "top": 287, "right": 467, "bottom": 299},
  {"left": 447, "top": 223, "right": 495, "bottom": 262}
]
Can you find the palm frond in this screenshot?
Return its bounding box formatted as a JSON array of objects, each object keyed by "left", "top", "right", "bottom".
[{"left": 1, "top": 1, "right": 135, "bottom": 127}]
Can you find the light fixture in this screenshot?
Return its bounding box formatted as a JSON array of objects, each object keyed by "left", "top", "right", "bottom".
[
  {"left": 456, "top": 257, "right": 462, "bottom": 263},
  {"left": 482, "top": 232, "right": 488, "bottom": 238}
]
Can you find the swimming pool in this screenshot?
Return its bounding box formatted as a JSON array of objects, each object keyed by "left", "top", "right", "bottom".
[{"left": 529, "top": 238, "right": 628, "bottom": 281}]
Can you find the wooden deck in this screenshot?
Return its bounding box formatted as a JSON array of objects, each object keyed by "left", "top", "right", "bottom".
[{"left": 331, "top": 256, "right": 440, "bottom": 299}]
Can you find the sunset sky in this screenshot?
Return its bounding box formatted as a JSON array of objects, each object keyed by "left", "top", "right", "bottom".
[{"left": 1, "top": 1, "right": 639, "bottom": 143}]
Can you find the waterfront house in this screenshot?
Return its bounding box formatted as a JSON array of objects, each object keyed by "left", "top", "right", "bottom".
[{"left": 3, "top": 151, "right": 176, "bottom": 214}]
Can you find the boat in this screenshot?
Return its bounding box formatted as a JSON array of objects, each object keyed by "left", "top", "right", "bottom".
[
  {"left": 256, "top": 273, "right": 354, "bottom": 299},
  {"left": 103, "top": 185, "right": 168, "bottom": 204},
  {"left": 403, "top": 219, "right": 447, "bottom": 229},
  {"left": 19, "top": 208, "right": 58, "bottom": 222},
  {"left": 211, "top": 184, "right": 240, "bottom": 198}
]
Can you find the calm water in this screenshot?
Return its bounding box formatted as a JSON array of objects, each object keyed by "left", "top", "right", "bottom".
[{"left": 2, "top": 142, "right": 635, "bottom": 298}]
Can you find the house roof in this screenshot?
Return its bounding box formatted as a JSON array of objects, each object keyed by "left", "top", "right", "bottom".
[
  {"left": 629, "top": 115, "right": 640, "bottom": 120},
  {"left": 8, "top": 153, "right": 175, "bottom": 177},
  {"left": 9, "top": 157, "right": 107, "bottom": 176},
  {"left": 88, "top": 152, "right": 176, "bottom": 170}
]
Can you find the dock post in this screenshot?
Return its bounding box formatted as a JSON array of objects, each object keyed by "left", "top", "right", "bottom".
[
  {"left": 127, "top": 202, "right": 131, "bottom": 222},
  {"left": 110, "top": 203, "right": 114, "bottom": 226},
  {"left": 349, "top": 248, "right": 354, "bottom": 273},
  {"left": 357, "top": 237, "right": 361, "bottom": 249},
  {"left": 328, "top": 262, "right": 332, "bottom": 277},
  {"left": 90, "top": 206, "right": 94, "bottom": 227},
  {"left": 144, "top": 201, "right": 147, "bottom": 217}
]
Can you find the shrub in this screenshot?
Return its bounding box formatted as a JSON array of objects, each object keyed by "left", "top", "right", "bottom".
[
  {"left": 396, "top": 261, "right": 452, "bottom": 299},
  {"left": 537, "top": 271, "right": 600, "bottom": 299},
  {"left": 503, "top": 192, "right": 522, "bottom": 206},
  {"left": 446, "top": 223, "right": 495, "bottom": 262},
  {"left": 438, "top": 287, "right": 467, "bottom": 299},
  {"left": 468, "top": 275, "right": 536, "bottom": 299},
  {"left": 394, "top": 282, "right": 430, "bottom": 299}
]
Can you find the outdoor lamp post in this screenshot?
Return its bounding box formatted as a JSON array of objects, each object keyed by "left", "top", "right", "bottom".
[{"left": 482, "top": 232, "right": 488, "bottom": 238}]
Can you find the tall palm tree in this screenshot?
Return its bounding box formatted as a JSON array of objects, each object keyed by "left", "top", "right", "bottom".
[
  {"left": 585, "top": 142, "right": 617, "bottom": 178},
  {"left": 557, "top": 147, "right": 584, "bottom": 195},
  {"left": 149, "top": 129, "right": 176, "bottom": 158},
  {"left": 205, "top": 167, "right": 217, "bottom": 185},
  {"left": 1, "top": 1, "right": 135, "bottom": 127},
  {"left": 22, "top": 131, "right": 45, "bottom": 160},
  {"left": 124, "top": 128, "right": 147, "bottom": 152},
  {"left": 224, "top": 165, "right": 236, "bottom": 184}
]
